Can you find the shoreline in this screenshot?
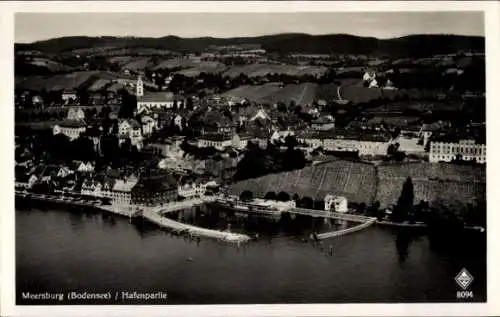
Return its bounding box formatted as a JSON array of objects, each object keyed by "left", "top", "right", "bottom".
[
  {"left": 15, "top": 192, "right": 251, "bottom": 243},
  {"left": 375, "top": 219, "right": 486, "bottom": 232}
]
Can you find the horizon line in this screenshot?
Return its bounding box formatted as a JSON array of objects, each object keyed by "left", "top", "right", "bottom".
[{"left": 15, "top": 32, "right": 485, "bottom": 45}]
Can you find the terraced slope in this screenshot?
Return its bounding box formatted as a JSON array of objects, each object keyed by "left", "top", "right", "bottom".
[
  {"left": 376, "top": 162, "right": 486, "bottom": 208},
  {"left": 229, "top": 159, "right": 378, "bottom": 204},
  {"left": 229, "top": 160, "right": 486, "bottom": 209}
]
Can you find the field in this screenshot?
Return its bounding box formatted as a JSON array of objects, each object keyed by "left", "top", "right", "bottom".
[
  {"left": 229, "top": 160, "right": 486, "bottom": 209},
  {"left": 174, "top": 62, "right": 227, "bottom": 77},
  {"left": 87, "top": 78, "right": 111, "bottom": 91},
  {"left": 153, "top": 59, "right": 227, "bottom": 76},
  {"left": 221, "top": 83, "right": 282, "bottom": 101},
  {"left": 16, "top": 71, "right": 121, "bottom": 92},
  {"left": 222, "top": 83, "right": 318, "bottom": 105},
  {"left": 28, "top": 58, "right": 73, "bottom": 72},
  {"left": 108, "top": 56, "right": 134, "bottom": 66},
  {"left": 16, "top": 71, "right": 105, "bottom": 91},
  {"left": 122, "top": 57, "right": 151, "bottom": 71},
  {"left": 223, "top": 64, "right": 328, "bottom": 78},
  {"left": 375, "top": 162, "right": 486, "bottom": 209},
  {"left": 315, "top": 84, "right": 342, "bottom": 102},
  {"left": 153, "top": 59, "right": 197, "bottom": 70},
  {"left": 260, "top": 83, "right": 318, "bottom": 106},
  {"left": 229, "top": 159, "right": 378, "bottom": 204}
]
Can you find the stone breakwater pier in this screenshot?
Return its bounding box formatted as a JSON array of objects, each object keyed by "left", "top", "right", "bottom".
[
  {"left": 289, "top": 207, "right": 377, "bottom": 240},
  {"left": 140, "top": 207, "right": 251, "bottom": 244}
]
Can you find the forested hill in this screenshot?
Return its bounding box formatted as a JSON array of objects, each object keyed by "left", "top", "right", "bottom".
[{"left": 16, "top": 33, "right": 484, "bottom": 57}]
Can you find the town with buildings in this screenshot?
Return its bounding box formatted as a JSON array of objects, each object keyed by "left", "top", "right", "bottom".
[
  {"left": 15, "top": 35, "right": 486, "bottom": 226},
  {"left": 10, "top": 9, "right": 490, "bottom": 308}
]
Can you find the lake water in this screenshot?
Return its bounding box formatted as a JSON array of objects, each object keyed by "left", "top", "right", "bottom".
[{"left": 16, "top": 204, "right": 486, "bottom": 305}]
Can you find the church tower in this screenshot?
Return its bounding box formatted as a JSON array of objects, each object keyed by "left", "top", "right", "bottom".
[{"left": 136, "top": 75, "right": 144, "bottom": 97}]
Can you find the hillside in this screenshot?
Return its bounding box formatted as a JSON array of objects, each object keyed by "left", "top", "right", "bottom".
[
  {"left": 229, "top": 159, "right": 378, "bottom": 204},
  {"left": 376, "top": 162, "right": 486, "bottom": 209},
  {"left": 15, "top": 34, "right": 484, "bottom": 57},
  {"left": 228, "top": 160, "right": 486, "bottom": 208}
]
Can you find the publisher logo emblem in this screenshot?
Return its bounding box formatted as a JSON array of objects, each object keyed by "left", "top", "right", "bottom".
[{"left": 455, "top": 268, "right": 474, "bottom": 290}]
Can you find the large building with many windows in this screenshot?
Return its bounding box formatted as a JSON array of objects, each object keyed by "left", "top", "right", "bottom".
[
  {"left": 297, "top": 129, "right": 392, "bottom": 157},
  {"left": 429, "top": 139, "right": 486, "bottom": 164}
]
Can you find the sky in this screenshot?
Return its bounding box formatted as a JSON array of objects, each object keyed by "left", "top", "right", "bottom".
[{"left": 15, "top": 12, "right": 484, "bottom": 43}]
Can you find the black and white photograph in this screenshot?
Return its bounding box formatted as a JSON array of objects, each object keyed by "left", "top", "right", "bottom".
[{"left": 1, "top": 1, "right": 499, "bottom": 316}]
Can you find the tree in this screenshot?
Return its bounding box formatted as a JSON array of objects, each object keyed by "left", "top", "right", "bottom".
[
  {"left": 277, "top": 191, "right": 290, "bottom": 202},
  {"left": 391, "top": 177, "right": 414, "bottom": 223},
  {"left": 367, "top": 201, "right": 382, "bottom": 219},
  {"left": 239, "top": 190, "right": 253, "bottom": 202},
  {"left": 357, "top": 202, "right": 367, "bottom": 215},
  {"left": 186, "top": 97, "right": 194, "bottom": 110},
  {"left": 284, "top": 135, "right": 299, "bottom": 149},
  {"left": 118, "top": 89, "right": 137, "bottom": 119},
  {"left": 277, "top": 101, "right": 287, "bottom": 113},
  {"left": 313, "top": 199, "right": 325, "bottom": 210},
  {"left": 299, "top": 196, "right": 314, "bottom": 209},
  {"left": 264, "top": 191, "right": 277, "bottom": 200}
]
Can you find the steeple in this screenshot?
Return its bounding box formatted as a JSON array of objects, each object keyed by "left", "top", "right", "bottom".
[{"left": 136, "top": 75, "right": 144, "bottom": 97}]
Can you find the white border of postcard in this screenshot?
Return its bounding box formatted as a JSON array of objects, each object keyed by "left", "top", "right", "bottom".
[{"left": 1, "top": 1, "right": 499, "bottom": 316}]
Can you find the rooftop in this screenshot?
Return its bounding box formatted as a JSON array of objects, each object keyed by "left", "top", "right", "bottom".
[
  {"left": 200, "top": 133, "right": 233, "bottom": 142},
  {"left": 138, "top": 92, "right": 183, "bottom": 103},
  {"left": 57, "top": 119, "right": 87, "bottom": 128},
  {"left": 297, "top": 128, "right": 391, "bottom": 143}
]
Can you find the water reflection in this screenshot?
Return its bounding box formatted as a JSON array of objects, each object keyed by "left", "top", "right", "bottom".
[{"left": 396, "top": 231, "right": 411, "bottom": 263}]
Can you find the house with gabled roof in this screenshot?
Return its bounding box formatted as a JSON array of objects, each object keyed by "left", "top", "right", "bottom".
[
  {"left": 57, "top": 166, "right": 74, "bottom": 178},
  {"left": 141, "top": 115, "right": 158, "bottom": 136},
  {"left": 77, "top": 161, "right": 95, "bottom": 173},
  {"left": 67, "top": 107, "right": 85, "bottom": 120}
]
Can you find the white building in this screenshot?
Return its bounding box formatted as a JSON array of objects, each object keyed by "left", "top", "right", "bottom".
[
  {"left": 177, "top": 182, "right": 208, "bottom": 198},
  {"left": 323, "top": 137, "right": 389, "bottom": 156},
  {"left": 76, "top": 161, "right": 94, "bottom": 173},
  {"left": 81, "top": 180, "right": 102, "bottom": 197},
  {"left": 297, "top": 130, "right": 391, "bottom": 156},
  {"left": 270, "top": 129, "right": 295, "bottom": 143},
  {"left": 174, "top": 114, "right": 184, "bottom": 131},
  {"left": 429, "top": 139, "right": 486, "bottom": 164},
  {"left": 141, "top": 115, "right": 158, "bottom": 136},
  {"left": 111, "top": 175, "right": 138, "bottom": 205},
  {"left": 67, "top": 107, "right": 85, "bottom": 120},
  {"left": 118, "top": 119, "right": 143, "bottom": 150},
  {"left": 62, "top": 90, "right": 77, "bottom": 105},
  {"left": 311, "top": 116, "right": 335, "bottom": 131},
  {"left": 136, "top": 76, "right": 183, "bottom": 112},
  {"left": 324, "top": 195, "right": 348, "bottom": 213},
  {"left": 198, "top": 133, "right": 242, "bottom": 150},
  {"left": 53, "top": 120, "right": 87, "bottom": 141}
]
